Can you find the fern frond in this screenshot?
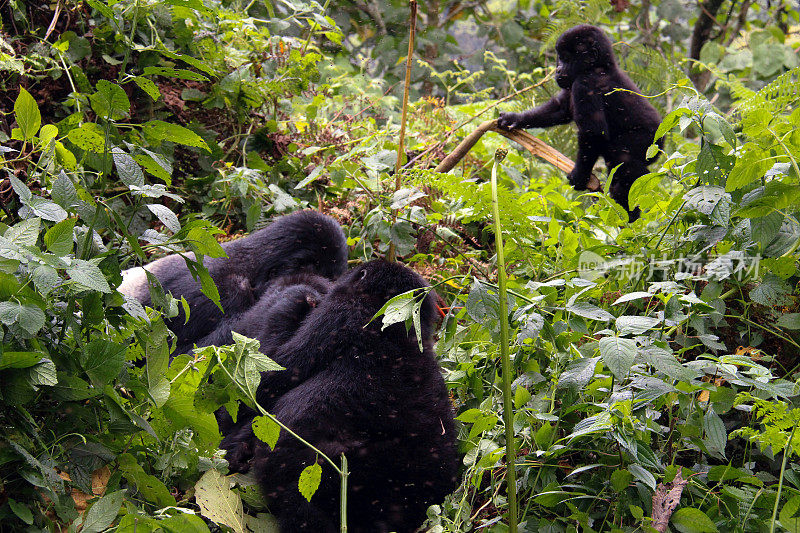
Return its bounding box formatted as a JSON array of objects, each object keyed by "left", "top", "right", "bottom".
[{"left": 733, "top": 67, "right": 800, "bottom": 115}]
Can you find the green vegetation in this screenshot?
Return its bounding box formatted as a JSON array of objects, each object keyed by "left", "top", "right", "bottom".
[{"left": 1, "top": 0, "right": 799, "bottom": 531}]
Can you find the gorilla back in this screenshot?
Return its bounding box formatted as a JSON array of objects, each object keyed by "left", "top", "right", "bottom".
[
  {"left": 250, "top": 261, "right": 458, "bottom": 533},
  {"left": 119, "top": 210, "right": 348, "bottom": 354}
]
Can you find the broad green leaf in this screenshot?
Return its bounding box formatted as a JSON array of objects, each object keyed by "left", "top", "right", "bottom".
[
  {"left": 298, "top": 462, "right": 322, "bottom": 502},
  {"left": 118, "top": 453, "right": 177, "bottom": 507},
  {"left": 566, "top": 302, "right": 614, "bottom": 322},
  {"left": 0, "top": 351, "right": 43, "bottom": 370},
  {"left": 615, "top": 315, "right": 660, "bottom": 336},
  {"left": 780, "top": 495, "right": 800, "bottom": 533},
  {"left": 85, "top": 0, "right": 114, "bottom": 19},
  {"left": 671, "top": 507, "right": 718, "bottom": 533},
  {"left": 142, "top": 120, "right": 209, "bottom": 151},
  {"left": 7, "top": 499, "right": 33, "bottom": 525},
  {"left": 627, "top": 464, "right": 655, "bottom": 491},
  {"left": 683, "top": 186, "right": 729, "bottom": 215},
  {"left": 89, "top": 80, "right": 130, "bottom": 120},
  {"left": 133, "top": 76, "right": 161, "bottom": 101},
  {"left": 610, "top": 469, "right": 632, "bottom": 492},
  {"left": 194, "top": 468, "right": 244, "bottom": 533},
  {"left": 14, "top": 87, "right": 41, "bottom": 140},
  {"left": 557, "top": 357, "right": 599, "bottom": 390},
  {"left": 81, "top": 490, "right": 124, "bottom": 533},
  {"left": 67, "top": 259, "right": 111, "bottom": 293},
  {"left": 253, "top": 415, "right": 281, "bottom": 450},
  {"left": 6, "top": 217, "right": 40, "bottom": 246},
  {"left": 778, "top": 313, "right": 800, "bottom": 330},
  {"left": 80, "top": 340, "right": 126, "bottom": 386},
  {"left": 52, "top": 171, "right": 79, "bottom": 209},
  {"left": 0, "top": 301, "right": 46, "bottom": 336},
  {"left": 750, "top": 273, "right": 791, "bottom": 307},
  {"left": 112, "top": 147, "right": 145, "bottom": 187},
  {"left": 29, "top": 197, "right": 68, "bottom": 222},
  {"left": 599, "top": 336, "right": 636, "bottom": 380},
  {"left": 703, "top": 408, "right": 727, "bottom": 458},
  {"left": 67, "top": 122, "right": 106, "bottom": 152},
  {"left": 147, "top": 204, "right": 180, "bottom": 233},
  {"left": 44, "top": 218, "right": 76, "bottom": 256},
  {"left": 727, "top": 148, "right": 769, "bottom": 191}
]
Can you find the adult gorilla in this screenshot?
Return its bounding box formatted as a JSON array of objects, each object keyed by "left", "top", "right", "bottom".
[
  {"left": 119, "top": 210, "right": 348, "bottom": 354},
  {"left": 498, "top": 24, "right": 662, "bottom": 221}
]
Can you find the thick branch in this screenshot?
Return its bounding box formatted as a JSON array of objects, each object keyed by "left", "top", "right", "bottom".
[
  {"left": 689, "top": 0, "right": 726, "bottom": 90},
  {"left": 434, "top": 120, "right": 602, "bottom": 192}
]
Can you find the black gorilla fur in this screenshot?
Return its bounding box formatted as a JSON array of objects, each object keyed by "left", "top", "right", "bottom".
[
  {"left": 118, "top": 210, "right": 347, "bottom": 354},
  {"left": 223, "top": 260, "right": 458, "bottom": 533},
  {"left": 498, "top": 24, "right": 662, "bottom": 221}
]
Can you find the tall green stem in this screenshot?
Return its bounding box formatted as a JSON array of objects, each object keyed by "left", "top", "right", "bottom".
[
  {"left": 770, "top": 420, "right": 799, "bottom": 533},
  {"left": 490, "top": 149, "right": 518, "bottom": 533},
  {"left": 386, "top": 0, "right": 417, "bottom": 263}
]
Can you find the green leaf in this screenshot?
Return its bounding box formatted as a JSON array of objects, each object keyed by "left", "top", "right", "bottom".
[
  {"left": 0, "top": 351, "right": 43, "bottom": 370},
  {"left": 133, "top": 76, "right": 161, "bottom": 101},
  {"left": 143, "top": 66, "right": 208, "bottom": 81},
  {"left": 683, "top": 186, "right": 729, "bottom": 215},
  {"left": 726, "top": 148, "right": 769, "bottom": 191},
  {"left": 610, "top": 469, "right": 632, "bottom": 492},
  {"left": 750, "top": 273, "right": 791, "bottom": 307},
  {"left": 14, "top": 87, "right": 41, "bottom": 140},
  {"left": 252, "top": 415, "right": 281, "bottom": 450},
  {"left": 194, "top": 468, "right": 244, "bottom": 533},
  {"left": 5, "top": 217, "right": 40, "bottom": 246},
  {"left": 703, "top": 408, "right": 727, "bottom": 458},
  {"left": 28, "top": 197, "right": 68, "bottom": 222},
  {"left": 118, "top": 453, "right": 177, "bottom": 507},
  {"left": 567, "top": 302, "right": 614, "bottom": 322},
  {"left": 142, "top": 120, "right": 210, "bottom": 151},
  {"left": 89, "top": 80, "right": 130, "bottom": 120},
  {"left": 0, "top": 301, "right": 46, "bottom": 336},
  {"left": 67, "top": 259, "right": 111, "bottom": 293},
  {"left": 557, "top": 357, "right": 599, "bottom": 390},
  {"left": 112, "top": 147, "right": 145, "bottom": 187},
  {"left": 80, "top": 340, "right": 126, "bottom": 386},
  {"left": 298, "top": 462, "right": 322, "bottom": 502},
  {"left": 147, "top": 204, "right": 180, "bottom": 233},
  {"left": 778, "top": 313, "right": 800, "bottom": 330},
  {"left": 81, "top": 490, "right": 124, "bottom": 533},
  {"left": 85, "top": 0, "right": 114, "bottom": 19},
  {"left": 67, "top": 122, "right": 106, "bottom": 152},
  {"left": 671, "top": 507, "right": 718, "bottom": 533},
  {"left": 599, "top": 336, "right": 636, "bottom": 380},
  {"left": 44, "top": 218, "right": 76, "bottom": 256},
  {"left": 780, "top": 495, "right": 800, "bottom": 533},
  {"left": 615, "top": 315, "right": 660, "bottom": 336},
  {"left": 52, "top": 171, "right": 79, "bottom": 209},
  {"left": 7, "top": 499, "right": 33, "bottom": 525}
]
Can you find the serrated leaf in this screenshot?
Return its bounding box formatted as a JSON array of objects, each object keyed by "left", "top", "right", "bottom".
[
  {"left": 143, "top": 66, "right": 209, "bottom": 81},
  {"left": 298, "top": 462, "right": 322, "bottom": 502},
  {"left": 703, "top": 408, "right": 727, "bottom": 458},
  {"left": 671, "top": 507, "right": 718, "bottom": 533},
  {"left": 67, "top": 259, "right": 111, "bottom": 293},
  {"left": 80, "top": 340, "right": 126, "bottom": 386},
  {"left": 641, "top": 346, "right": 699, "bottom": 382},
  {"left": 252, "top": 415, "right": 281, "bottom": 450},
  {"left": 0, "top": 301, "right": 45, "bottom": 335},
  {"left": 117, "top": 453, "right": 176, "bottom": 507},
  {"left": 112, "top": 147, "right": 145, "bottom": 187},
  {"left": 195, "top": 468, "right": 244, "bottom": 533},
  {"left": 599, "top": 336, "right": 636, "bottom": 380},
  {"left": 81, "top": 490, "right": 124, "bottom": 533},
  {"left": 28, "top": 197, "right": 68, "bottom": 222},
  {"left": 684, "top": 186, "right": 729, "bottom": 216},
  {"left": 44, "top": 218, "right": 76, "bottom": 255},
  {"left": 14, "top": 87, "right": 41, "bottom": 140},
  {"left": 778, "top": 313, "right": 800, "bottom": 330},
  {"left": 52, "top": 171, "right": 78, "bottom": 209},
  {"left": 750, "top": 273, "right": 791, "bottom": 307},
  {"left": 5, "top": 217, "right": 40, "bottom": 246},
  {"left": 558, "top": 357, "right": 599, "bottom": 390}
]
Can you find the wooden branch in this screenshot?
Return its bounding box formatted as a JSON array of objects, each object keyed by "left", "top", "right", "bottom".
[
  {"left": 651, "top": 470, "right": 689, "bottom": 532},
  {"left": 434, "top": 119, "right": 602, "bottom": 192}
]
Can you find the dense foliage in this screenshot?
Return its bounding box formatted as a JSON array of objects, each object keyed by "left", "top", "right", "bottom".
[{"left": 1, "top": 0, "right": 799, "bottom": 531}]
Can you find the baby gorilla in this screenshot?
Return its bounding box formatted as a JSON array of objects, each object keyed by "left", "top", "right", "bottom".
[
  {"left": 119, "top": 210, "right": 347, "bottom": 354},
  {"left": 225, "top": 261, "right": 459, "bottom": 533},
  {"left": 498, "top": 24, "right": 662, "bottom": 221},
  {"left": 202, "top": 272, "right": 333, "bottom": 454}
]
